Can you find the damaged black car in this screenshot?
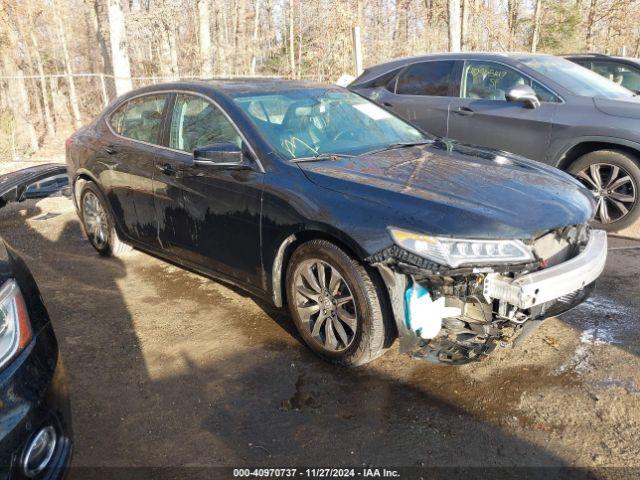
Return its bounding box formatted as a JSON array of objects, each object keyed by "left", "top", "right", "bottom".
[{"left": 66, "top": 80, "right": 606, "bottom": 366}]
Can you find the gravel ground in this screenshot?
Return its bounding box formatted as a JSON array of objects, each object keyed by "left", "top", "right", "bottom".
[{"left": 0, "top": 195, "right": 638, "bottom": 479}]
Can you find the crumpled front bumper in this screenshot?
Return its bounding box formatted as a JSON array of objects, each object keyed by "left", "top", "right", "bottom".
[{"left": 483, "top": 229, "right": 607, "bottom": 309}]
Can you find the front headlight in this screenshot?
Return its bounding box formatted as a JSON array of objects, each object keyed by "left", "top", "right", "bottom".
[
  {"left": 389, "top": 228, "right": 534, "bottom": 268},
  {"left": 0, "top": 280, "right": 32, "bottom": 370}
]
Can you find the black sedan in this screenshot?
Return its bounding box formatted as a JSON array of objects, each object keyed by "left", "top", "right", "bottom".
[
  {"left": 66, "top": 79, "right": 606, "bottom": 366},
  {"left": 0, "top": 238, "right": 72, "bottom": 478}
]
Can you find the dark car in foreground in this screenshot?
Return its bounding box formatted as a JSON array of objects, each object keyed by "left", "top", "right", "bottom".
[
  {"left": 0, "top": 237, "right": 72, "bottom": 478},
  {"left": 66, "top": 79, "right": 606, "bottom": 366},
  {"left": 565, "top": 53, "right": 640, "bottom": 94},
  {"left": 350, "top": 53, "right": 640, "bottom": 231}
]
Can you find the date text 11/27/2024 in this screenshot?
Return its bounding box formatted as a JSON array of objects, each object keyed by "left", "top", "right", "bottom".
[{"left": 233, "top": 468, "right": 401, "bottom": 478}]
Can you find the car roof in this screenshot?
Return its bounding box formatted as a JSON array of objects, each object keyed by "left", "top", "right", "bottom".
[
  {"left": 148, "top": 78, "right": 333, "bottom": 95},
  {"left": 364, "top": 51, "right": 553, "bottom": 68},
  {"left": 352, "top": 52, "right": 556, "bottom": 86}
]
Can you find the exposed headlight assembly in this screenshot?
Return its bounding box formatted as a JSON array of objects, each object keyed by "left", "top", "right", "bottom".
[
  {"left": 0, "top": 280, "right": 32, "bottom": 370},
  {"left": 389, "top": 228, "right": 534, "bottom": 268}
]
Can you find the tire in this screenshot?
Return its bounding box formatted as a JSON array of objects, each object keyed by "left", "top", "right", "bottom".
[
  {"left": 568, "top": 150, "right": 640, "bottom": 231},
  {"left": 79, "top": 182, "right": 132, "bottom": 257},
  {"left": 285, "top": 239, "right": 392, "bottom": 367}
]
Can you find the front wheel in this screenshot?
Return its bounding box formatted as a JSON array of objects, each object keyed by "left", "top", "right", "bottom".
[
  {"left": 569, "top": 150, "right": 640, "bottom": 231},
  {"left": 285, "top": 240, "right": 392, "bottom": 367}
]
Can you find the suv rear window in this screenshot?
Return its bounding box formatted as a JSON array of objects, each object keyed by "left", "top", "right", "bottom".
[{"left": 395, "top": 61, "right": 455, "bottom": 96}]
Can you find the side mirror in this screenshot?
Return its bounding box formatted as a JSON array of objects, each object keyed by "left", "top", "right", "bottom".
[
  {"left": 193, "top": 142, "right": 244, "bottom": 167},
  {"left": 505, "top": 85, "right": 541, "bottom": 109}
]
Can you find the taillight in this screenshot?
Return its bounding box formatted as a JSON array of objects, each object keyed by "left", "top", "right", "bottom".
[{"left": 65, "top": 137, "right": 73, "bottom": 151}]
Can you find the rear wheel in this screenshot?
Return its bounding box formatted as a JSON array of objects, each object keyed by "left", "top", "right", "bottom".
[
  {"left": 569, "top": 150, "right": 640, "bottom": 231},
  {"left": 80, "top": 182, "right": 132, "bottom": 257},
  {"left": 285, "top": 240, "right": 391, "bottom": 367}
]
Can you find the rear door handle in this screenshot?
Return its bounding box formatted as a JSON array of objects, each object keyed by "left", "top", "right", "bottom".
[
  {"left": 383, "top": 101, "right": 393, "bottom": 107},
  {"left": 453, "top": 106, "right": 474, "bottom": 116},
  {"left": 103, "top": 145, "right": 117, "bottom": 155}
]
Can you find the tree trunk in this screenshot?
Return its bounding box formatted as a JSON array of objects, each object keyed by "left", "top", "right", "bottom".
[
  {"left": 460, "top": 0, "right": 468, "bottom": 50},
  {"left": 106, "top": 0, "right": 133, "bottom": 95},
  {"left": 0, "top": 52, "right": 39, "bottom": 153},
  {"left": 29, "top": 29, "right": 55, "bottom": 137},
  {"left": 0, "top": 15, "right": 39, "bottom": 153},
  {"left": 250, "top": 0, "right": 262, "bottom": 74},
  {"left": 507, "top": 0, "right": 519, "bottom": 50},
  {"left": 54, "top": 5, "right": 82, "bottom": 128},
  {"left": 93, "top": 0, "right": 116, "bottom": 97},
  {"left": 586, "top": 0, "right": 597, "bottom": 51},
  {"left": 448, "top": 0, "right": 461, "bottom": 52},
  {"left": 530, "top": 0, "right": 542, "bottom": 53},
  {"left": 197, "top": 0, "right": 214, "bottom": 77},
  {"left": 289, "top": 0, "right": 295, "bottom": 77}
]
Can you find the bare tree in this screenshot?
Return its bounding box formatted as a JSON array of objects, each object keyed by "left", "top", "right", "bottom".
[
  {"left": 53, "top": 3, "right": 82, "bottom": 128},
  {"left": 106, "top": 0, "right": 133, "bottom": 95},
  {"left": 461, "top": 0, "right": 469, "bottom": 50},
  {"left": 197, "top": 0, "right": 213, "bottom": 77},
  {"left": 586, "top": 0, "right": 598, "bottom": 51},
  {"left": 288, "top": 0, "right": 295, "bottom": 76},
  {"left": 448, "top": 0, "right": 461, "bottom": 52},
  {"left": 507, "top": 0, "right": 519, "bottom": 50},
  {"left": 0, "top": 12, "right": 39, "bottom": 153},
  {"left": 530, "top": 0, "right": 542, "bottom": 53}
]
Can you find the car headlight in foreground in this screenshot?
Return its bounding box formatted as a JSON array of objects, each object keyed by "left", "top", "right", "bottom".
[
  {"left": 0, "top": 279, "right": 32, "bottom": 370},
  {"left": 389, "top": 227, "right": 534, "bottom": 268}
]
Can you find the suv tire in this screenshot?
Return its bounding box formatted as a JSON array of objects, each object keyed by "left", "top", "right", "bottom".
[{"left": 569, "top": 150, "right": 640, "bottom": 231}]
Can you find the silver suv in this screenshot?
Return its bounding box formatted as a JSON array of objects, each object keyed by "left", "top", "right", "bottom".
[{"left": 350, "top": 53, "right": 640, "bottom": 231}]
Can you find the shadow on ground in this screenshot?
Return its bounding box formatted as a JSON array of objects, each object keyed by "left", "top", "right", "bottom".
[{"left": 3, "top": 198, "right": 638, "bottom": 479}]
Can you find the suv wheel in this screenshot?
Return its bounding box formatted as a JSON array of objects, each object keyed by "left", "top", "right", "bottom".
[
  {"left": 285, "top": 240, "right": 392, "bottom": 367},
  {"left": 80, "top": 182, "right": 132, "bottom": 257},
  {"left": 569, "top": 150, "right": 640, "bottom": 231}
]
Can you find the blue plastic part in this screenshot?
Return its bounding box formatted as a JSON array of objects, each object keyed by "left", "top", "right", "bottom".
[{"left": 404, "top": 281, "right": 430, "bottom": 335}]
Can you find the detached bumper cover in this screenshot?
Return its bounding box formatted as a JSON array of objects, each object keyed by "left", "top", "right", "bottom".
[{"left": 483, "top": 229, "right": 607, "bottom": 309}]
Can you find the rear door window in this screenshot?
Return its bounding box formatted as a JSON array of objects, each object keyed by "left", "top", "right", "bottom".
[
  {"left": 109, "top": 94, "right": 167, "bottom": 144},
  {"left": 395, "top": 61, "right": 456, "bottom": 96}
]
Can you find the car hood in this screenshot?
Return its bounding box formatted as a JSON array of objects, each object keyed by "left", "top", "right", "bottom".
[
  {"left": 593, "top": 96, "right": 640, "bottom": 119},
  {"left": 297, "top": 140, "right": 595, "bottom": 240}
]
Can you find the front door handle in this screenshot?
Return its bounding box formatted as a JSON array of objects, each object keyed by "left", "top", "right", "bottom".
[
  {"left": 383, "top": 101, "right": 393, "bottom": 107},
  {"left": 156, "top": 163, "right": 177, "bottom": 176},
  {"left": 103, "top": 145, "right": 117, "bottom": 155},
  {"left": 453, "top": 106, "right": 474, "bottom": 116}
]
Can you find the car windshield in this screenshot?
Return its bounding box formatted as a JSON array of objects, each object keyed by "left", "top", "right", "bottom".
[
  {"left": 232, "top": 89, "right": 429, "bottom": 160},
  {"left": 518, "top": 55, "right": 635, "bottom": 99}
]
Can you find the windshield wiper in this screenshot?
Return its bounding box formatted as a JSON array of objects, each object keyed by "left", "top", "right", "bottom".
[
  {"left": 292, "top": 152, "right": 355, "bottom": 163},
  {"left": 364, "top": 140, "right": 433, "bottom": 156}
]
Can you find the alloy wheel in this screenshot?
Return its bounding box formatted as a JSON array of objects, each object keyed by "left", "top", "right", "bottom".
[
  {"left": 82, "top": 191, "right": 109, "bottom": 249},
  {"left": 293, "top": 259, "right": 358, "bottom": 352},
  {"left": 576, "top": 163, "right": 637, "bottom": 224}
]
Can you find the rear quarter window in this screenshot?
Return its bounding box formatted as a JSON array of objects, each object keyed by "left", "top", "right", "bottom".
[{"left": 108, "top": 94, "right": 167, "bottom": 144}]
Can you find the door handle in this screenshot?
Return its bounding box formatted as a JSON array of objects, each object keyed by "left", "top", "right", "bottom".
[
  {"left": 453, "top": 106, "right": 474, "bottom": 116},
  {"left": 156, "top": 163, "right": 177, "bottom": 176},
  {"left": 383, "top": 101, "right": 393, "bottom": 107},
  {"left": 103, "top": 145, "right": 117, "bottom": 155}
]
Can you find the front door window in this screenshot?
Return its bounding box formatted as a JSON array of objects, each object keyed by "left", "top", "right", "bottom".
[
  {"left": 169, "top": 94, "right": 241, "bottom": 152},
  {"left": 461, "top": 61, "right": 558, "bottom": 102}
]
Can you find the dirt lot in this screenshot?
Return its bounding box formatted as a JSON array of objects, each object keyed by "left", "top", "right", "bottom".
[{"left": 1, "top": 194, "right": 639, "bottom": 478}]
